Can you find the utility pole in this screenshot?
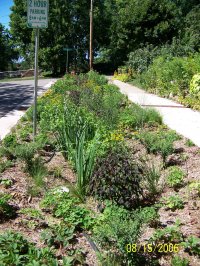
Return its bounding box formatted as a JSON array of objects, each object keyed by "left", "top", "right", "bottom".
[{"left": 89, "top": 0, "right": 93, "bottom": 70}]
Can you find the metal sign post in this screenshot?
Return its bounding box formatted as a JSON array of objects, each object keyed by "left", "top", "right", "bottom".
[
  {"left": 63, "top": 47, "right": 75, "bottom": 73},
  {"left": 27, "top": 0, "right": 49, "bottom": 140},
  {"left": 33, "top": 28, "right": 39, "bottom": 139}
]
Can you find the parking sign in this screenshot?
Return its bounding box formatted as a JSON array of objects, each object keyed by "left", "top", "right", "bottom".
[{"left": 27, "top": 0, "right": 49, "bottom": 28}]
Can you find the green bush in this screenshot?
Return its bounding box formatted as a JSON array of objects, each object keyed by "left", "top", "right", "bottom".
[
  {"left": 141, "top": 54, "right": 200, "bottom": 98},
  {"left": 150, "top": 221, "right": 183, "bottom": 244},
  {"left": 0, "top": 160, "right": 13, "bottom": 173},
  {"left": 89, "top": 144, "right": 143, "bottom": 208},
  {"left": 138, "top": 129, "right": 180, "bottom": 162},
  {"left": 2, "top": 133, "right": 17, "bottom": 148},
  {"left": 166, "top": 166, "right": 185, "bottom": 189},
  {"left": 189, "top": 73, "right": 200, "bottom": 98},
  {"left": 119, "top": 104, "right": 162, "bottom": 129},
  {"left": 93, "top": 202, "right": 158, "bottom": 265}
]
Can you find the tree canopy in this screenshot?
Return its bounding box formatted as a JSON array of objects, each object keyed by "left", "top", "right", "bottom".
[{"left": 3, "top": 0, "right": 199, "bottom": 73}]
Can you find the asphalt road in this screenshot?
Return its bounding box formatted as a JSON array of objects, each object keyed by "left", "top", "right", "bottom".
[{"left": 0, "top": 79, "right": 57, "bottom": 118}]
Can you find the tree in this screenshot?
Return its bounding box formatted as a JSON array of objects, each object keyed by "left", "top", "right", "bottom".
[
  {"left": 9, "top": 0, "right": 110, "bottom": 74},
  {"left": 0, "top": 23, "right": 18, "bottom": 71}
]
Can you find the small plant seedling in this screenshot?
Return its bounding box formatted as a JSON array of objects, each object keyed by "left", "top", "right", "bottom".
[
  {"left": 185, "top": 139, "right": 195, "bottom": 147},
  {"left": 162, "top": 194, "right": 184, "bottom": 211},
  {"left": 0, "top": 179, "right": 13, "bottom": 188},
  {"left": 181, "top": 235, "right": 200, "bottom": 256},
  {"left": 19, "top": 208, "right": 43, "bottom": 219},
  {"left": 0, "top": 193, "right": 14, "bottom": 219},
  {"left": 171, "top": 255, "right": 189, "bottom": 266},
  {"left": 166, "top": 166, "right": 185, "bottom": 189}
]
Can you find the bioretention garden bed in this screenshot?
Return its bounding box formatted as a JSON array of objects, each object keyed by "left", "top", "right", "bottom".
[{"left": 0, "top": 71, "right": 199, "bottom": 266}]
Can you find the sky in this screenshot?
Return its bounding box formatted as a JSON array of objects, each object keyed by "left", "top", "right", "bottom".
[{"left": 0, "top": 0, "right": 13, "bottom": 28}]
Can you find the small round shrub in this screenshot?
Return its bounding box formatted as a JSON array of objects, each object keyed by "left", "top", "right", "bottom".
[
  {"left": 189, "top": 73, "right": 200, "bottom": 98},
  {"left": 89, "top": 145, "right": 143, "bottom": 208}
]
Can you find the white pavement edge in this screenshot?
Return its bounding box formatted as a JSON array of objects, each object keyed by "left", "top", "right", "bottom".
[{"left": 0, "top": 80, "right": 56, "bottom": 141}]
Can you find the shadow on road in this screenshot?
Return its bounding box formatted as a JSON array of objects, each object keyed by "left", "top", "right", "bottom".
[{"left": 0, "top": 83, "right": 44, "bottom": 118}]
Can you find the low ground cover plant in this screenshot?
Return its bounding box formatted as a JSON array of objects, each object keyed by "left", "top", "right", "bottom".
[
  {"left": 166, "top": 166, "right": 185, "bottom": 189},
  {"left": 0, "top": 230, "right": 72, "bottom": 265},
  {"left": 41, "top": 187, "right": 95, "bottom": 230},
  {"left": 162, "top": 194, "right": 184, "bottom": 211},
  {"left": 0, "top": 193, "right": 14, "bottom": 220}
]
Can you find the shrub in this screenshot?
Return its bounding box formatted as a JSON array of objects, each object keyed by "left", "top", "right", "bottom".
[
  {"left": 189, "top": 73, "right": 200, "bottom": 98},
  {"left": 93, "top": 202, "right": 158, "bottom": 265},
  {"left": 166, "top": 166, "right": 185, "bottom": 189},
  {"left": 141, "top": 54, "right": 200, "bottom": 98},
  {"left": 89, "top": 144, "right": 143, "bottom": 208},
  {"left": 0, "top": 160, "right": 13, "bottom": 173},
  {"left": 119, "top": 104, "right": 162, "bottom": 129},
  {"left": 138, "top": 129, "right": 180, "bottom": 162},
  {"left": 86, "top": 70, "right": 107, "bottom": 86},
  {"left": 2, "top": 133, "right": 17, "bottom": 148}
]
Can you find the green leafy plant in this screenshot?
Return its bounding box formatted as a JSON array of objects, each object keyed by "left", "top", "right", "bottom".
[
  {"left": 150, "top": 221, "right": 183, "bottom": 244},
  {"left": 0, "top": 231, "right": 65, "bottom": 265},
  {"left": 162, "top": 194, "right": 184, "bottom": 211},
  {"left": 93, "top": 202, "right": 158, "bottom": 265},
  {"left": 0, "top": 178, "right": 13, "bottom": 188},
  {"left": 138, "top": 129, "right": 180, "bottom": 162},
  {"left": 166, "top": 166, "right": 185, "bottom": 189},
  {"left": 189, "top": 73, "right": 200, "bottom": 98},
  {"left": 41, "top": 187, "right": 94, "bottom": 230},
  {"left": 89, "top": 144, "right": 143, "bottom": 208},
  {"left": 171, "top": 256, "right": 189, "bottom": 266},
  {"left": 19, "top": 208, "right": 43, "bottom": 219},
  {"left": 41, "top": 222, "right": 75, "bottom": 249},
  {"left": 185, "top": 139, "right": 195, "bottom": 147},
  {"left": 0, "top": 193, "right": 14, "bottom": 220},
  {"left": 0, "top": 160, "right": 13, "bottom": 173},
  {"left": 181, "top": 235, "right": 200, "bottom": 256},
  {"left": 119, "top": 104, "right": 162, "bottom": 129}
]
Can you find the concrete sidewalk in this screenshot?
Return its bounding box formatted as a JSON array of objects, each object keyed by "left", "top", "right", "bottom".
[{"left": 112, "top": 79, "right": 200, "bottom": 147}]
